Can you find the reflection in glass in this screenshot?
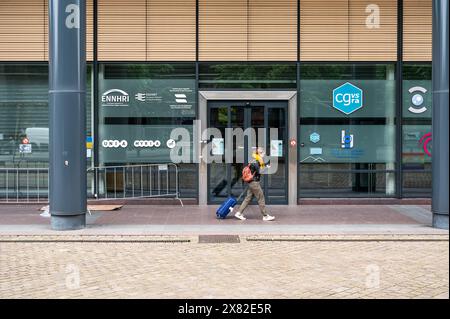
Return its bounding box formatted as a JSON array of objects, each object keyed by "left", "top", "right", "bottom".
[
  {"left": 402, "top": 63, "right": 432, "bottom": 197},
  {"left": 298, "top": 63, "right": 396, "bottom": 197}
]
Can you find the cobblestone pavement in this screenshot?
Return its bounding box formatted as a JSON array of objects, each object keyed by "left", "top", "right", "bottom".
[{"left": 0, "top": 235, "right": 448, "bottom": 299}]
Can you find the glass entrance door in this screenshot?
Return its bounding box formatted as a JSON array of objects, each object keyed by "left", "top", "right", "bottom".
[{"left": 207, "top": 101, "right": 288, "bottom": 204}]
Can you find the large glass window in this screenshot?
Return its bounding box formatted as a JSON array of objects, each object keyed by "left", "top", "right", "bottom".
[
  {"left": 298, "top": 64, "right": 396, "bottom": 197},
  {"left": 98, "top": 63, "right": 197, "bottom": 197},
  {"left": 0, "top": 64, "right": 92, "bottom": 169},
  {"left": 402, "top": 64, "right": 432, "bottom": 197},
  {"left": 199, "top": 63, "right": 297, "bottom": 89}
]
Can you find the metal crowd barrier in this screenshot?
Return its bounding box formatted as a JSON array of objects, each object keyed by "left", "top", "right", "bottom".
[
  {"left": 0, "top": 167, "right": 49, "bottom": 203},
  {"left": 0, "top": 164, "right": 183, "bottom": 206},
  {"left": 87, "top": 164, "right": 183, "bottom": 206}
]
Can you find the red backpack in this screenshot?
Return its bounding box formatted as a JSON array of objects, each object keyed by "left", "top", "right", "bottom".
[{"left": 242, "top": 164, "right": 255, "bottom": 182}]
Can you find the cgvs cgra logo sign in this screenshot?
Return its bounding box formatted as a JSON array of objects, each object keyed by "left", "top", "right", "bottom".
[
  {"left": 333, "top": 82, "right": 363, "bottom": 115},
  {"left": 101, "top": 89, "right": 130, "bottom": 107}
]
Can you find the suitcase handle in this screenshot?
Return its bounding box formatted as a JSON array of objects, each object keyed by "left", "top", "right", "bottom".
[{"left": 236, "top": 186, "right": 249, "bottom": 202}]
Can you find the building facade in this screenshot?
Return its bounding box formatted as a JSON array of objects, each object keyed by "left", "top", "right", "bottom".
[{"left": 0, "top": 0, "right": 433, "bottom": 204}]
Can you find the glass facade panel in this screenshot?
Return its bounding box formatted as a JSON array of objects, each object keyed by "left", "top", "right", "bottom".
[
  {"left": 299, "top": 64, "right": 396, "bottom": 197},
  {"left": 0, "top": 64, "right": 93, "bottom": 169},
  {"left": 402, "top": 64, "right": 432, "bottom": 197},
  {"left": 199, "top": 63, "right": 297, "bottom": 89},
  {"left": 98, "top": 63, "right": 197, "bottom": 197},
  {"left": 0, "top": 62, "right": 433, "bottom": 201}
]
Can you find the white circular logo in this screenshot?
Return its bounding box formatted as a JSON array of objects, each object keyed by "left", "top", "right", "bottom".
[
  {"left": 166, "top": 139, "right": 176, "bottom": 149},
  {"left": 101, "top": 140, "right": 128, "bottom": 148},
  {"left": 133, "top": 140, "right": 161, "bottom": 148},
  {"left": 411, "top": 93, "right": 424, "bottom": 106}
]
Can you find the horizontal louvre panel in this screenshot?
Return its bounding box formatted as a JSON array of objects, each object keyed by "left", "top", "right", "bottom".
[
  {"left": 44, "top": 0, "right": 94, "bottom": 61},
  {"left": 0, "top": 1, "right": 433, "bottom": 62},
  {"left": 248, "top": 0, "right": 297, "bottom": 61},
  {"left": 300, "top": 0, "right": 349, "bottom": 61},
  {"left": 349, "top": 0, "right": 397, "bottom": 61},
  {"left": 98, "top": 0, "right": 146, "bottom": 61},
  {"left": 0, "top": 0, "right": 45, "bottom": 61},
  {"left": 147, "top": 0, "right": 195, "bottom": 61},
  {"left": 403, "top": 0, "right": 432, "bottom": 61},
  {"left": 199, "top": 0, "right": 248, "bottom": 61},
  {"left": 0, "top": 0, "right": 93, "bottom": 61}
]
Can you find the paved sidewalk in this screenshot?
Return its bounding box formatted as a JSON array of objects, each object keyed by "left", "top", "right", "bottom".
[
  {"left": 0, "top": 204, "right": 448, "bottom": 235},
  {"left": 0, "top": 234, "right": 448, "bottom": 299},
  {"left": 0, "top": 205, "right": 447, "bottom": 299}
]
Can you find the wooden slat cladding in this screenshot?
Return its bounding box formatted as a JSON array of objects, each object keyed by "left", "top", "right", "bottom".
[
  {"left": 199, "top": 0, "right": 248, "bottom": 61},
  {"left": 98, "top": 0, "right": 146, "bottom": 61},
  {"left": 0, "top": 0, "right": 433, "bottom": 62},
  {"left": 44, "top": 0, "right": 94, "bottom": 61},
  {"left": 0, "top": 0, "right": 93, "bottom": 61},
  {"left": 403, "top": 0, "right": 432, "bottom": 61},
  {"left": 248, "top": 0, "right": 297, "bottom": 61},
  {"left": 349, "top": 0, "right": 397, "bottom": 61},
  {"left": 147, "top": 0, "right": 196, "bottom": 61},
  {"left": 0, "top": 0, "right": 46, "bottom": 61},
  {"left": 300, "top": 0, "right": 349, "bottom": 61},
  {"left": 86, "top": 0, "right": 94, "bottom": 61},
  {"left": 199, "top": 0, "right": 297, "bottom": 61}
]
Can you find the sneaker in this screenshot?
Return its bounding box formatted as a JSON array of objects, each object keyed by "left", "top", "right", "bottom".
[
  {"left": 234, "top": 212, "right": 246, "bottom": 221},
  {"left": 263, "top": 215, "right": 275, "bottom": 221}
]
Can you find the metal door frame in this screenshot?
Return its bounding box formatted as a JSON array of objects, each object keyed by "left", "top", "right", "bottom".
[
  {"left": 206, "top": 100, "right": 289, "bottom": 205},
  {"left": 198, "top": 91, "right": 297, "bottom": 206}
]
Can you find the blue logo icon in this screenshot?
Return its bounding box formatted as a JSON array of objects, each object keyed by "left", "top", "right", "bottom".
[
  {"left": 333, "top": 82, "right": 363, "bottom": 115},
  {"left": 310, "top": 132, "right": 320, "bottom": 144},
  {"left": 341, "top": 130, "right": 354, "bottom": 149}
]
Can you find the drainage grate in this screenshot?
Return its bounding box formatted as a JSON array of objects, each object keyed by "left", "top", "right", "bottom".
[{"left": 198, "top": 235, "right": 240, "bottom": 244}]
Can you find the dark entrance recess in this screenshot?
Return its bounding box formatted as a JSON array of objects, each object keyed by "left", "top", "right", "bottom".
[{"left": 207, "top": 100, "right": 288, "bottom": 204}]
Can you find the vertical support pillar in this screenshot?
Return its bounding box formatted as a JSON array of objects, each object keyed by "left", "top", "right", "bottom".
[
  {"left": 387, "top": 64, "right": 396, "bottom": 196},
  {"left": 49, "top": 0, "right": 87, "bottom": 230},
  {"left": 288, "top": 94, "right": 298, "bottom": 206},
  {"left": 432, "top": 0, "right": 449, "bottom": 229},
  {"left": 198, "top": 92, "right": 208, "bottom": 205}
]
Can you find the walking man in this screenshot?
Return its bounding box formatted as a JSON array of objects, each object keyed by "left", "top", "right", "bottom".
[{"left": 234, "top": 147, "right": 275, "bottom": 221}]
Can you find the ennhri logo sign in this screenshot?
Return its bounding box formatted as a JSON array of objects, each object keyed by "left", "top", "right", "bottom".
[{"left": 101, "top": 89, "right": 130, "bottom": 106}]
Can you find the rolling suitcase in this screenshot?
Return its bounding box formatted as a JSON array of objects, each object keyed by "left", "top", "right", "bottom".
[{"left": 216, "top": 187, "right": 248, "bottom": 219}]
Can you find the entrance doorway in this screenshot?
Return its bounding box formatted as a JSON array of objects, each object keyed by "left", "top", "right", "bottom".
[{"left": 207, "top": 100, "right": 288, "bottom": 204}]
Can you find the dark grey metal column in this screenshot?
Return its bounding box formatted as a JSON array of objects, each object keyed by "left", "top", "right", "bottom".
[
  {"left": 432, "top": 0, "right": 449, "bottom": 229},
  {"left": 49, "top": 0, "right": 87, "bottom": 230}
]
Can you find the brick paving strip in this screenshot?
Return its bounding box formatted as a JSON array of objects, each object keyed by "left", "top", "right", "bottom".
[
  {"left": 0, "top": 234, "right": 448, "bottom": 242},
  {"left": 1, "top": 235, "right": 448, "bottom": 299},
  {"left": 0, "top": 235, "right": 193, "bottom": 243}
]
